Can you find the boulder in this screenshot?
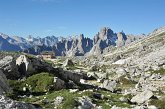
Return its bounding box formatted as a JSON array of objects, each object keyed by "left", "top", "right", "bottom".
[
  {"left": 54, "top": 96, "right": 64, "bottom": 108},
  {"left": 59, "top": 69, "right": 85, "bottom": 84},
  {"left": 77, "top": 96, "right": 96, "bottom": 109},
  {"left": 0, "top": 70, "right": 10, "bottom": 94},
  {"left": 69, "top": 89, "right": 79, "bottom": 93},
  {"left": 148, "top": 105, "right": 158, "bottom": 109},
  {"left": 87, "top": 72, "right": 97, "bottom": 79},
  {"left": 111, "top": 105, "right": 126, "bottom": 109},
  {"left": 119, "top": 97, "right": 127, "bottom": 102},
  {"left": 116, "top": 68, "right": 126, "bottom": 77},
  {"left": 53, "top": 77, "right": 65, "bottom": 90},
  {"left": 63, "top": 59, "right": 74, "bottom": 67},
  {"left": 87, "top": 72, "right": 108, "bottom": 80},
  {"left": 16, "top": 55, "right": 54, "bottom": 76},
  {"left": 0, "top": 95, "right": 40, "bottom": 109},
  {"left": 89, "top": 65, "right": 98, "bottom": 71},
  {"left": 67, "top": 80, "right": 79, "bottom": 89},
  {"left": 133, "top": 105, "right": 146, "bottom": 109},
  {"left": 16, "top": 55, "right": 33, "bottom": 76},
  {"left": 93, "top": 93, "right": 104, "bottom": 99},
  {"left": 0, "top": 56, "right": 19, "bottom": 79},
  {"left": 112, "top": 59, "right": 126, "bottom": 65},
  {"left": 101, "top": 80, "right": 117, "bottom": 92},
  {"left": 95, "top": 72, "right": 108, "bottom": 79},
  {"left": 131, "top": 90, "right": 153, "bottom": 104}
]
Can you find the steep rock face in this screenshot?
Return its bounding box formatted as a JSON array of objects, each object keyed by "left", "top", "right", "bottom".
[
  {"left": 0, "top": 70, "right": 10, "bottom": 94},
  {"left": 0, "top": 54, "right": 55, "bottom": 79},
  {"left": 0, "top": 34, "right": 21, "bottom": 51},
  {"left": 11, "top": 36, "right": 31, "bottom": 50},
  {"left": 149, "top": 26, "right": 165, "bottom": 36},
  {"left": 26, "top": 35, "right": 58, "bottom": 47},
  {"left": 116, "top": 32, "right": 127, "bottom": 46},
  {"left": 53, "top": 34, "right": 93, "bottom": 56},
  {"left": 24, "top": 44, "right": 52, "bottom": 55},
  {"left": 99, "top": 27, "right": 115, "bottom": 40},
  {"left": 89, "top": 27, "right": 144, "bottom": 55},
  {"left": 16, "top": 55, "right": 54, "bottom": 76},
  {"left": 0, "top": 56, "right": 19, "bottom": 79},
  {"left": 89, "top": 27, "right": 122, "bottom": 55}
]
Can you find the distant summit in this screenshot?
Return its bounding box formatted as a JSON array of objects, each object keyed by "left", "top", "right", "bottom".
[{"left": 1, "top": 26, "right": 163, "bottom": 56}]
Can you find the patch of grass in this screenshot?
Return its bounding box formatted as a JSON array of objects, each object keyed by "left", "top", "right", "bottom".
[
  {"left": 25, "top": 72, "right": 54, "bottom": 93},
  {"left": 7, "top": 80, "right": 25, "bottom": 99},
  {"left": 7, "top": 72, "right": 54, "bottom": 97},
  {"left": 150, "top": 97, "right": 165, "bottom": 109},
  {"left": 150, "top": 67, "right": 165, "bottom": 75},
  {"left": 18, "top": 89, "right": 94, "bottom": 109},
  {"left": 117, "top": 76, "right": 137, "bottom": 89},
  {"left": 8, "top": 79, "right": 25, "bottom": 92},
  {"left": 118, "top": 76, "right": 137, "bottom": 85},
  {"left": 66, "top": 66, "right": 81, "bottom": 70},
  {"left": 97, "top": 90, "right": 131, "bottom": 108},
  {"left": 25, "top": 54, "right": 36, "bottom": 59},
  {"left": 7, "top": 72, "right": 133, "bottom": 108},
  {"left": 44, "top": 60, "right": 54, "bottom": 65}
]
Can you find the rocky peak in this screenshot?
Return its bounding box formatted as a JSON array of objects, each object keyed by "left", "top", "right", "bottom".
[
  {"left": 79, "top": 34, "right": 85, "bottom": 40},
  {"left": 149, "top": 26, "right": 165, "bottom": 36},
  {"left": 0, "top": 33, "right": 10, "bottom": 39},
  {"left": 93, "top": 34, "right": 99, "bottom": 44},
  {"left": 99, "top": 27, "right": 114, "bottom": 40},
  {"left": 116, "top": 32, "right": 127, "bottom": 47},
  {"left": 117, "top": 32, "right": 127, "bottom": 41},
  {"left": 26, "top": 35, "right": 34, "bottom": 42}
]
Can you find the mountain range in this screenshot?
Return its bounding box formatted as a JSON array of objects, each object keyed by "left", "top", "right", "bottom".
[{"left": 1, "top": 27, "right": 162, "bottom": 56}]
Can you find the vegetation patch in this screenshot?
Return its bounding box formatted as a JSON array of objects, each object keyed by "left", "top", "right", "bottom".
[
  {"left": 117, "top": 76, "right": 137, "bottom": 89},
  {"left": 7, "top": 72, "right": 54, "bottom": 99},
  {"left": 150, "top": 97, "right": 165, "bottom": 109},
  {"left": 150, "top": 67, "right": 165, "bottom": 75},
  {"left": 25, "top": 72, "right": 54, "bottom": 93}
]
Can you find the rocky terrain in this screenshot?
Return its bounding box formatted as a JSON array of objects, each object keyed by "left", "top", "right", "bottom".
[{"left": 0, "top": 26, "right": 165, "bottom": 109}]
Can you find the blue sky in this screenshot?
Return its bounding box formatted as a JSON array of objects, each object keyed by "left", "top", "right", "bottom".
[{"left": 0, "top": 0, "right": 165, "bottom": 38}]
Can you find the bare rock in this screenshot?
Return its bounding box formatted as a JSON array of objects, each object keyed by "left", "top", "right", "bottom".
[
  {"left": 0, "top": 70, "right": 10, "bottom": 94},
  {"left": 53, "top": 77, "right": 65, "bottom": 90},
  {"left": 0, "top": 95, "right": 39, "bottom": 109},
  {"left": 0, "top": 56, "right": 19, "bottom": 79},
  {"left": 77, "top": 96, "right": 96, "bottom": 109},
  {"left": 131, "top": 90, "right": 153, "bottom": 104},
  {"left": 16, "top": 55, "right": 54, "bottom": 76},
  {"left": 54, "top": 96, "right": 64, "bottom": 108},
  {"left": 63, "top": 59, "right": 74, "bottom": 67},
  {"left": 101, "top": 80, "right": 117, "bottom": 92}
]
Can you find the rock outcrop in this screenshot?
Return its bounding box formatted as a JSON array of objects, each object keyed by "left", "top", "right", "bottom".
[
  {"left": 0, "top": 70, "right": 10, "bottom": 94},
  {"left": 101, "top": 80, "right": 117, "bottom": 92},
  {"left": 53, "top": 77, "right": 65, "bottom": 90},
  {"left": 131, "top": 90, "right": 153, "bottom": 104},
  {"left": 77, "top": 96, "right": 96, "bottom": 109},
  {"left": 0, "top": 56, "right": 19, "bottom": 79},
  {"left": 0, "top": 95, "right": 40, "bottom": 109},
  {"left": 62, "top": 59, "right": 74, "bottom": 67},
  {"left": 16, "top": 55, "right": 54, "bottom": 76}
]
